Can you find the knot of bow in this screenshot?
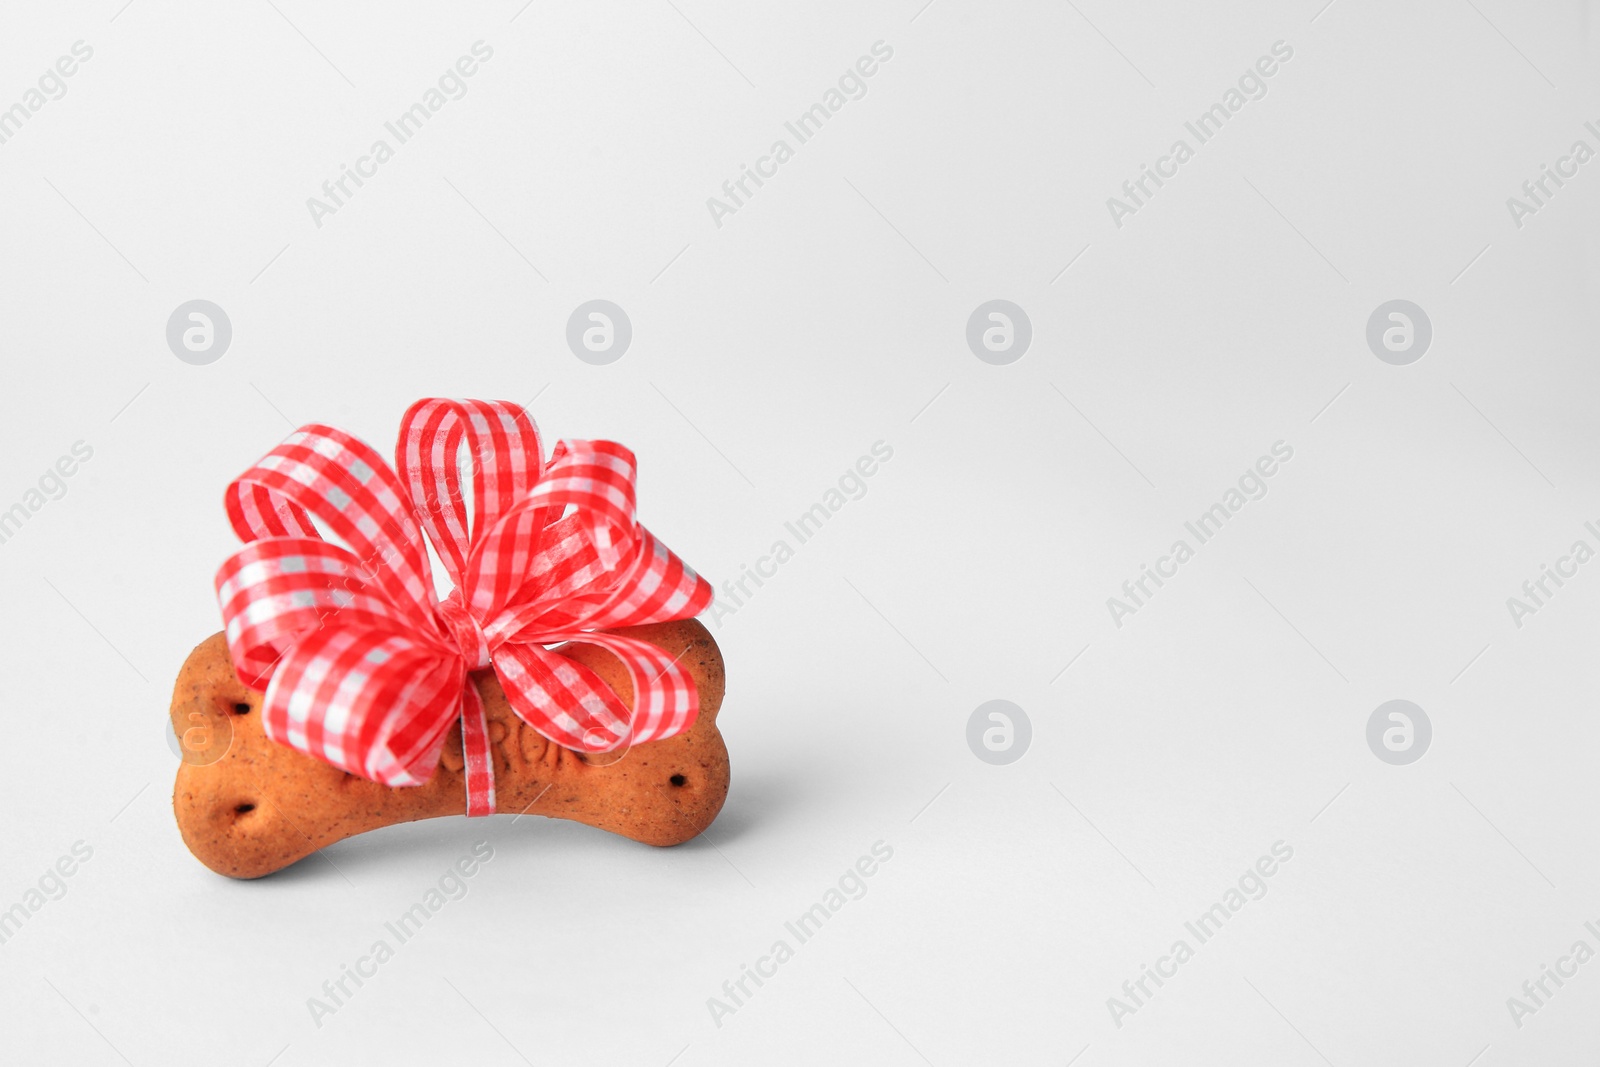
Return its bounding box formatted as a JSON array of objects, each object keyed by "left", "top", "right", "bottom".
[{"left": 214, "top": 398, "right": 713, "bottom": 816}]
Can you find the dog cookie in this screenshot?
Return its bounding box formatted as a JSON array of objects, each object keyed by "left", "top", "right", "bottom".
[
  {"left": 172, "top": 619, "right": 728, "bottom": 879},
  {"left": 172, "top": 398, "right": 730, "bottom": 878}
]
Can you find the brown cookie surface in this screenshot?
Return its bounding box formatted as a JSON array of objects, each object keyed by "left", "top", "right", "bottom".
[{"left": 170, "top": 619, "right": 728, "bottom": 879}]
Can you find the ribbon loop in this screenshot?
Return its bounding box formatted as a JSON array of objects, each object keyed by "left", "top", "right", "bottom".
[{"left": 215, "top": 399, "right": 713, "bottom": 816}]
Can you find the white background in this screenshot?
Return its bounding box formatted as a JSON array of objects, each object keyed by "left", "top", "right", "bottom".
[{"left": 2, "top": 0, "right": 1598, "bottom": 1063}]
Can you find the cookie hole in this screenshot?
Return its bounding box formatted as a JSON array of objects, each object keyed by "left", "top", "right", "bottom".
[
  {"left": 233, "top": 703, "right": 251, "bottom": 715},
  {"left": 669, "top": 774, "right": 687, "bottom": 788},
  {"left": 234, "top": 803, "right": 256, "bottom": 815}
]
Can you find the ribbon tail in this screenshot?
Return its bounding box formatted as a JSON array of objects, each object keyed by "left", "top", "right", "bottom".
[{"left": 459, "top": 681, "right": 496, "bottom": 817}]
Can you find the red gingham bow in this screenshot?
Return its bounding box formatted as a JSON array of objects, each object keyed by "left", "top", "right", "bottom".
[{"left": 213, "top": 399, "right": 714, "bottom": 816}]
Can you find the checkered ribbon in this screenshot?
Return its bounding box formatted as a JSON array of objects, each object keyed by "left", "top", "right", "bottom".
[{"left": 213, "top": 399, "right": 713, "bottom": 816}]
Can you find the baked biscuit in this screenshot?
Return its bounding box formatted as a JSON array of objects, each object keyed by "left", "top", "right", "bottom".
[{"left": 170, "top": 619, "right": 728, "bottom": 879}]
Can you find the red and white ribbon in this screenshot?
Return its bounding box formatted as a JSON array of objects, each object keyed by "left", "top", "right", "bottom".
[{"left": 214, "top": 398, "right": 713, "bottom": 816}]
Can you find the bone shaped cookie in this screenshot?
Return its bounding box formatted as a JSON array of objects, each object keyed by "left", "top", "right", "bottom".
[{"left": 171, "top": 618, "right": 728, "bottom": 879}]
